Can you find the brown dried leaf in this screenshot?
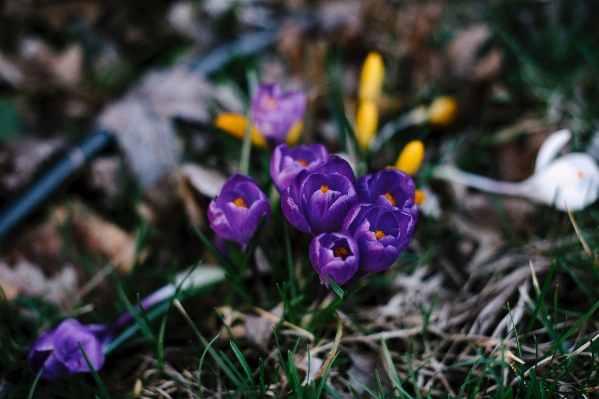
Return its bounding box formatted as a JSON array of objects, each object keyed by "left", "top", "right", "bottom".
[
  {"left": 181, "top": 163, "right": 227, "bottom": 199},
  {"left": 67, "top": 201, "right": 140, "bottom": 274},
  {"left": 446, "top": 24, "right": 502, "bottom": 82},
  {"left": 0, "top": 260, "right": 77, "bottom": 309}
]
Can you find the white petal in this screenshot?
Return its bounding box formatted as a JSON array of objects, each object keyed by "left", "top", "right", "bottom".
[
  {"left": 523, "top": 153, "right": 599, "bottom": 211},
  {"left": 535, "top": 129, "right": 571, "bottom": 171}
]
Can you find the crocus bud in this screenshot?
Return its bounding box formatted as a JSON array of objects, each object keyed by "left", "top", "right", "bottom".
[
  {"left": 208, "top": 174, "right": 271, "bottom": 249},
  {"left": 395, "top": 140, "right": 425, "bottom": 175},
  {"left": 214, "top": 113, "right": 268, "bottom": 148},
  {"left": 250, "top": 83, "right": 307, "bottom": 145},
  {"left": 270, "top": 143, "right": 330, "bottom": 193},
  {"left": 427, "top": 96, "right": 459, "bottom": 127},
  {"left": 309, "top": 232, "right": 359, "bottom": 287},
  {"left": 343, "top": 204, "right": 414, "bottom": 274},
  {"left": 355, "top": 100, "right": 378, "bottom": 150},
  {"left": 358, "top": 52, "right": 385, "bottom": 103},
  {"left": 281, "top": 156, "right": 357, "bottom": 235}
]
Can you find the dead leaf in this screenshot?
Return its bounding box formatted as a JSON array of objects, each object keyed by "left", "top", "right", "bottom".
[
  {"left": 49, "top": 44, "right": 83, "bottom": 86},
  {"left": 67, "top": 201, "right": 141, "bottom": 274},
  {"left": 0, "top": 260, "right": 77, "bottom": 309},
  {"left": 181, "top": 163, "right": 227, "bottom": 199},
  {"left": 244, "top": 303, "right": 283, "bottom": 351},
  {"left": 0, "top": 53, "right": 24, "bottom": 87},
  {"left": 98, "top": 98, "right": 180, "bottom": 188},
  {"left": 86, "top": 156, "right": 123, "bottom": 207},
  {"left": 0, "top": 136, "right": 67, "bottom": 193},
  {"left": 447, "top": 24, "right": 502, "bottom": 82}
]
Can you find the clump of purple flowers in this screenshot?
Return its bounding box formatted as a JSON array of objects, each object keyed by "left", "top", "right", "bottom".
[{"left": 271, "top": 144, "right": 419, "bottom": 288}]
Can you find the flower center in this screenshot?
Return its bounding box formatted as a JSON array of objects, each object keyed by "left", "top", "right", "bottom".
[
  {"left": 268, "top": 97, "right": 277, "bottom": 107},
  {"left": 374, "top": 229, "right": 386, "bottom": 240},
  {"left": 335, "top": 246, "right": 351, "bottom": 260},
  {"left": 297, "top": 159, "right": 308, "bottom": 167},
  {"left": 384, "top": 192, "right": 396, "bottom": 206},
  {"left": 233, "top": 197, "right": 248, "bottom": 208},
  {"left": 320, "top": 185, "right": 330, "bottom": 193},
  {"left": 577, "top": 170, "right": 585, "bottom": 179}
]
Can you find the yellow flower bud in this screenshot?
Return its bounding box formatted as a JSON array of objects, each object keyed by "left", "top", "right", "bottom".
[
  {"left": 414, "top": 189, "right": 425, "bottom": 205},
  {"left": 214, "top": 113, "right": 268, "bottom": 148},
  {"left": 358, "top": 52, "right": 385, "bottom": 103},
  {"left": 395, "top": 140, "right": 425, "bottom": 175},
  {"left": 355, "top": 100, "right": 378, "bottom": 150},
  {"left": 285, "top": 120, "right": 304, "bottom": 146},
  {"left": 427, "top": 96, "right": 459, "bottom": 127}
]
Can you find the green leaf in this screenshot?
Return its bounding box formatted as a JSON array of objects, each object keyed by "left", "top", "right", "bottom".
[
  {"left": 78, "top": 342, "right": 112, "bottom": 399},
  {"left": 327, "top": 276, "right": 344, "bottom": 299}
]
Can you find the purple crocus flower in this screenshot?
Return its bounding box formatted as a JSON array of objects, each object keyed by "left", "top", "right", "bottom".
[
  {"left": 251, "top": 83, "right": 307, "bottom": 144},
  {"left": 356, "top": 168, "right": 418, "bottom": 218},
  {"left": 270, "top": 143, "right": 330, "bottom": 193},
  {"left": 309, "top": 232, "right": 360, "bottom": 287},
  {"left": 281, "top": 156, "right": 357, "bottom": 235},
  {"left": 208, "top": 174, "right": 271, "bottom": 250},
  {"left": 343, "top": 204, "right": 415, "bottom": 274},
  {"left": 29, "top": 284, "right": 175, "bottom": 382}
]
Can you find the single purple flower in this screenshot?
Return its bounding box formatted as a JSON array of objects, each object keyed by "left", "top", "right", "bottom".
[
  {"left": 29, "top": 284, "right": 175, "bottom": 382},
  {"left": 309, "top": 232, "right": 360, "bottom": 287},
  {"left": 270, "top": 143, "right": 330, "bottom": 193},
  {"left": 208, "top": 174, "right": 271, "bottom": 250},
  {"left": 251, "top": 83, "right": 307, "bottom": 144},
  {"left": 281, "top": 156, "right": 357, "bottom": 235},
  {"left": 356, "top": 168, "right": 418, "bottom": 217},
  {"left": 28, "top": 319, "right": 109, "bottom": 382},
  {"left": 342, "top": 204, "right": 415, "bottom": 274}
]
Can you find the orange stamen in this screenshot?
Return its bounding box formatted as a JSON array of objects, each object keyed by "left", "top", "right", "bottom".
[
  {"left": 320, "top": 185, "right": 330, "bottom": 193},
  {"left": 268, "top": 97, "right": 276, "bottom": 107},
  {"left": 233, "top": 197, "right": 248, "bottom": 208},
  {"left": 577, "top": 170, "right": 585, "bottom": 179},
  {"left": 414, "top": 190, "right": 425, "bottom": 205},
  {"left": 335, "top": 246, "right": 351, "bottom": 259},
  {"left": 384, "top": 192, "right": 396, "bottom": 207},
  {"left": 298, "top": 159, "right": 308, "bottom": 167},
  {"left": 374, "top": 229, "right": 386, "bottom": 240}
]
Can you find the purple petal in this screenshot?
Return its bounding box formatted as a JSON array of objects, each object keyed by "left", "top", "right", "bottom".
[
  {"left": 52, "top": 319, "right": 106, "bottom": 374},
  {"left": 250, "top": 83, "right": 307, "bottom": 143},
  {"left": 208, "top": 174, "right": 271, "bottom": 248},
  {"left": 281, "top": 184, "right": 312, "bottom": 233},
  {"left": 270, "top": 143, "right": 330, "bottom": 193},
  {"left": 356, "top": 169, "right": 415, "bottom": 210},
  {"left": 309, "top": 233, "right": 359, "bottom": 287},
  {"left": 313, "top": 156, "right": 356, "bottom": 185}
]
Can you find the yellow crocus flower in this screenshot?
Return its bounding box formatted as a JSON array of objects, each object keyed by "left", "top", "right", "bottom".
[
  {"left": 355, "top": 100, "right": 378, "bottom": 150},
  {"left": 428, "top": 96, "right": 459, "bottom": 127},
  {"left": 358, "top": 52, "right": 385, "bottom": 103},
  {"left": 395, "top": 140, "right": 425, "bottom": 175},
  {"left": 285, "top": 121, "right": 304, "bottom": 147},
  {"left": 214, "top": 113, "right": 268, "bottom": 148}
]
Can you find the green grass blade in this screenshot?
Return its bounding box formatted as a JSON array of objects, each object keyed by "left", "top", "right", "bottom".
[
  {"left": 327, "top": 276, "right": 344, "bottom": 299},
  {"left": 78, "top": 342, "right": 112, "bottom": 399},
  {"left": 27, "top": 367, "right": 44, "bottom": 399},
  {"left": 348, "top": 372, "right": 378, "bottom": 398},
  {"left": 198, "top": 333, "right": 220, "bottom": 399},
  {"left": 288, "top": 350, "right": 304, "bottom": 399},
  {"left": 230, "top": 340, "right": 256, "bottom": 391}
]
